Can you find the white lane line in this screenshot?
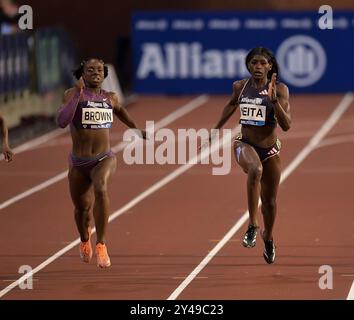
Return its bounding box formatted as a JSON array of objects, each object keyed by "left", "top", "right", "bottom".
[
  {"left": 316, "top": 133, "right": 354, "bottom": 148},
  {"left": 111, "top": 95, "right": 208, "bottom": 154},
  {"left": 0, "top": 95, "right": 209, "bottom": 211},
  {"left": 0, "top": 240, "right": 81, "bottom": 298},
  {"left": 0, "top": 171, "right": 69, "bottom": 210},
  {"left": 167, "top": 92, "right": 353, "bottom": 301},
  {"left": 0, "top": 123, "right": 238, "bottom": 298},
  {"left": 347, "top": 282, "right": 354, "bottom": 300},
  {"left": 1, "top": 93, "right": 351, "bottom": 298},
  {"left": 0, "top": 128, "right": 69, "bottom": 162}
]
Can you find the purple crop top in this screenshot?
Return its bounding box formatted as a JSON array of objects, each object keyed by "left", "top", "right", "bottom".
[{"left": 71, "top": 89, "right": 113, "bottom": 129}]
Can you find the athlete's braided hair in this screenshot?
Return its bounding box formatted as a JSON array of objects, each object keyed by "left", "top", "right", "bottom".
[
  {"left": 73, "top": 58, "right": 108, "bottom": 80},
  {"left": 245, "top": 47, "right": 279, "bottom": 80}
]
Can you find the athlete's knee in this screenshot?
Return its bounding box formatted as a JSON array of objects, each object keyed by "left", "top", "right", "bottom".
[
  {"left": 261, "top": 197, "right": 277, "bottom": 212},
  {"left": 248, "top": 165, "right": 263, "bottom": 184},
  {"left": 93, "top": 179, "right": 108, "bottom": 198},
  {"left": 75, "top": 205, "right": 91, "bottom": 216}
]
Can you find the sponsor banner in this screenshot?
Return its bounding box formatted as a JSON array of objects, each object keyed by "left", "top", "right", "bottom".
[{"left": 132, "top": 11, "right": 354, "bottom": 93}]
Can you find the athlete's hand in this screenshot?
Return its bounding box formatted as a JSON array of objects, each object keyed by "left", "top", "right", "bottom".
[
  {"left": 75, "top": 77, "right": 85, "bottom": 93},
  {"left": 268, "top": 73, "right": 277, "bottom": 103},
  {"left": 3, "top": 145, "right": 13, "bottom": 162}
]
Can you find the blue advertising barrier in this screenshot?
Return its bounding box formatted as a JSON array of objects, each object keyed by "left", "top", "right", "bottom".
[{"left": 132, "top": 11, "right": 354, "bottom": 94}]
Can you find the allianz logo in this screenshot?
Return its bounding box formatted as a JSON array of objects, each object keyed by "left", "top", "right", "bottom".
[
  {"left": 136, "top": 35, "right": 327, "bottom": 87},
  {"left": 87, "top": 101, "right": 103, "bottom": 108},
  {"left": 277, "top": 35, "right": 326, "bottom": 87},
  {"left": 137, "top": 42, "right": 249, "bottom": 79},
  {"left": 241, "top": 97, "right": 263, "bottom": 105},
  {"left": 87, "top": 101, "right": 110, "bottom": 108}
]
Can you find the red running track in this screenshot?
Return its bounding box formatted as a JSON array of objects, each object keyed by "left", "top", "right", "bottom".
[{"left": 0, "top": 94, "right": 353, "bottom": 300}]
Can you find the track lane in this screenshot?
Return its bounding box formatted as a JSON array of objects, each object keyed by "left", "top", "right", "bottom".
[
  {"left": 0, "top": 95, "right": 216, "bottom": 298},
  {"left": 1, "top": 95, "right": 352, "bottom": 300},
  {"left": 172, "top": 96, "right": 354, "bottom": 300}
]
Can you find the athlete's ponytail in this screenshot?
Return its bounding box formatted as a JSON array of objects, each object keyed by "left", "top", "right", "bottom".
[{"left": 245, "top": 47, "right": 279, "bottom": 80}]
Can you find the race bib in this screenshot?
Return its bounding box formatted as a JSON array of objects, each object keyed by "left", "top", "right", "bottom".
[
  {"left": 81, "top": 108, "right": 113, "bottom": 126},
  {"left": 239, "top": 104, "right": 266, "bottom": 126}
]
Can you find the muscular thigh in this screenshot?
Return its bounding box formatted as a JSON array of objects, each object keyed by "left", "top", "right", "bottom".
[
  {"left": 260, "top": 155, "right": 281, "bottom": 200},
  {"left": 234, "top": 140, "right": 262, "bottom": 173},
  {"left": 68, "top": 167, "right": 93, "bottom": 209},
  {"left": 90, "top": 156, "right": 117, "bottom": 188}
]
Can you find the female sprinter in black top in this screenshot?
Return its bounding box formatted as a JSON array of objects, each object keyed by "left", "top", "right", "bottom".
[{"left": 212, "top": 47, "right": 291, "bottom": 264}]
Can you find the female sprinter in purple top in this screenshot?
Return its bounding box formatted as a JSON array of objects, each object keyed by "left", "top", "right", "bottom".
[
  {"left": 212, "top": 47, "right": 291, "bottom": 264},
  {"left": 57, "top": 59, "right": 146, "bottom": 268}
]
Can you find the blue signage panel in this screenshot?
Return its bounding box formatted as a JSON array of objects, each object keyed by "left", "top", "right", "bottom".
[{"left": 132, "top": 11, "right": 354, "bottom": 94}]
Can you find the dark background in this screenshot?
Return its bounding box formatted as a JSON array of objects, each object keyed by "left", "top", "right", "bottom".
[{"left": 19, "top": 0, "right": 354, "bottom": 64}]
